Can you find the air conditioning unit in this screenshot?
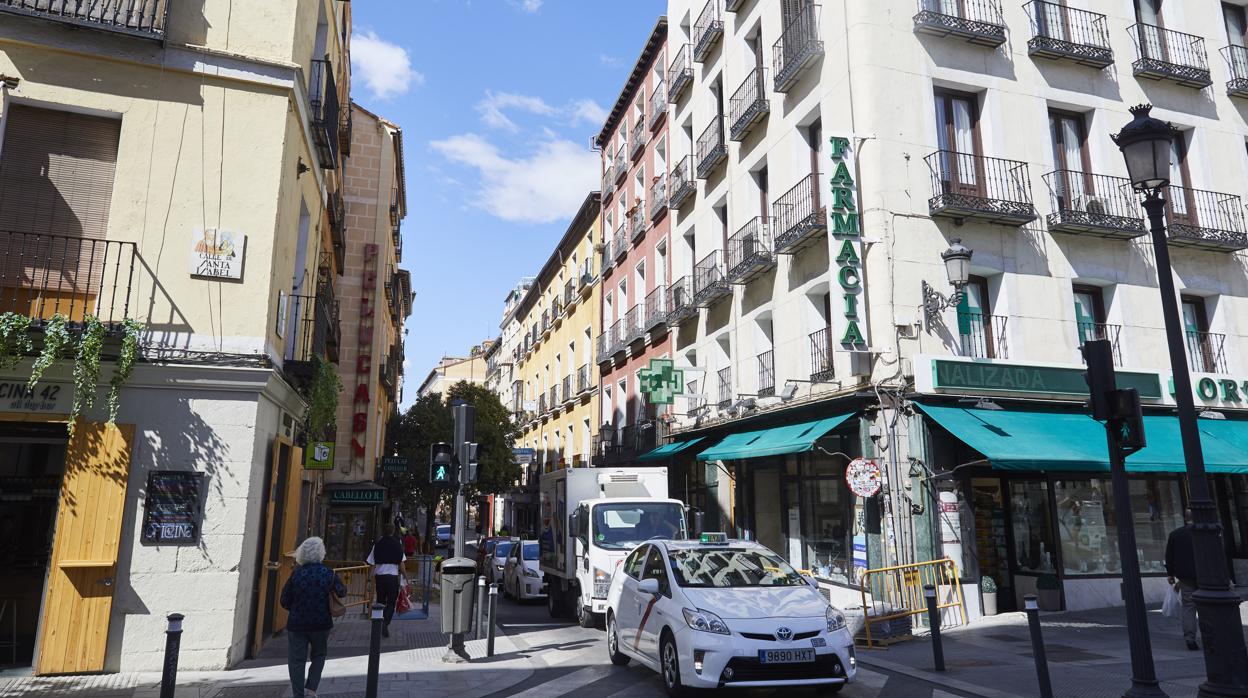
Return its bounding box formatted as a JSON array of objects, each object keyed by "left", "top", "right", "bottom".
[{"left": 1076, "top": 195, "right": 1109, "bottom": 216}]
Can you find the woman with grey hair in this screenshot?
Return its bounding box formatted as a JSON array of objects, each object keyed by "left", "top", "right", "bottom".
[{"left": 280, "top": 537, "right": 347, "bottom": 697}]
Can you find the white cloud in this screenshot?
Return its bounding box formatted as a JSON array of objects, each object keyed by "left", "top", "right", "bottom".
[
  {"left": 509, "top": 0, "right": 543, "bottom": 12},
  {"left": 598, "top": 53, "right": 625, "bottom": 68},
  {"left": 476, "top": 91, "right": 558, "bottom": 131},
  {"left": 351, "top": 30, "right": 422, "bottom": 100},
  {"left": 568, "top": 99, "right": 608, "bottom": 127},
  {"left": 430, "top": 133, "right": 598, "bottom": 224}
]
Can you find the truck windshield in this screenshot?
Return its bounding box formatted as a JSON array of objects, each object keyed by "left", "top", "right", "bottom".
[
  {"left": 592, "top": 503, "right": 686, "bottom": 550},
  {"left": 668, "top": 548, "right": 807, "bottom": 588}
]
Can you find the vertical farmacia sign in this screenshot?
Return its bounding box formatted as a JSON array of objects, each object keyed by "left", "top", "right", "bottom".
[{"left": 829, "top": 135, "right": 866, "bottom": 351}]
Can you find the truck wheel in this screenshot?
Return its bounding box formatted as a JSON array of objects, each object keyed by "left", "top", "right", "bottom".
[
  {"left": 547, "top": 584, "right": 562, "bottom": 618},
  {"left": 577, "top": 602, "right": 596, "bottom": 629}
]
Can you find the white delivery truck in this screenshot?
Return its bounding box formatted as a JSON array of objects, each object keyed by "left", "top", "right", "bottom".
[{"left": 539, "top": 467, "right": 687, "bottom": 628}]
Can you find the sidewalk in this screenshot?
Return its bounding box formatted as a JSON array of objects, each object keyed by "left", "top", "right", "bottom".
[
  {"left": 856, "top": 600, "right": 1248, "bottom": 698},
  {"left": 0, "top": 603, "right": 534, "bottom": 698}
]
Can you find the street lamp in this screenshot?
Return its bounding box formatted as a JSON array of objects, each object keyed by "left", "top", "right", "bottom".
[
  {"left": 922, "top": 238, "right": 973, "bottom": 324},
  {"left": 1114, "top": 104, "right": 1248, "bottom": 697}
]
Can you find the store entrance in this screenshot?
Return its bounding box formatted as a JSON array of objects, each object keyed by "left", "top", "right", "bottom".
[
  {"left": 325, "top": 509, "right": 376, "bottom": 563},
  {"left": 969, "top": 478, "right": 1014, "bottom": 613},
  {"left": 0, "top": 422, "right": 68, "bottom": 669}
]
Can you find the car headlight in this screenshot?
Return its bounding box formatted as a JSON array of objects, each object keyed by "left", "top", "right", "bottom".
[
  {"left": 682, "top": 607, "right": 730, "bottom": 635},
  {"left": 592, "top": 567, "right": 612, "bottom": 598},
  {"left": 523, "top": 567, "right": 540, "bottom": 578},
  {"left": 826, "top": 606, "right": 846, "bottom": 633}
]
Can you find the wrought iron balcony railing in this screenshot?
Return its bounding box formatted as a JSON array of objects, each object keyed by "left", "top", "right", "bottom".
[
  {"left": 601, "top": 237, "right": 614, "bottom": 274},
  {"left": 693, "top": 250, "right": 730, "bottom": 307},
  {"left": 729, "top": 66, "right": 769, "bottom": 141},
  {"left": 614, "top": 224, "right": 629, "bottom": 261},
  {"left": 925, "top": 151, "right": 1037, "bottom": 225},
  {"left": 631, "top": 117, "right": 648, "bottom": 160},
  {"left": 650, "top": 81, "right": 667, "bottom": 130},
  {"left": 650, "top": 176, "right": 668, "bottom": 221},
  {"left": 1162, "top": 185, "right": 1247, "bottom": 252},
  {"left": 696, "top": 117, "right": 728, "bottom": 179},
  {"left": 538, "top": 393, "right": 547, "bottom": 415},
  {"left": 773, "top": 4, "right": 824, "bottom": 92},
  {"left": 668, "top": 156, "right": 697, "bottom": 210},
  {"left": 1220, "top": 44, "right": 1248, "bottom": 98},
  {"left": 809, "top": 326, "right": 835, "bottom": 381},
  {"left": 913, "top": 0, "right": 1006, "bottom": 47},
  {"left": 602, "top": 163, "right": 616, "bottom": 199},
  {"left": 1129, "top": 23, "right": 1212, "bottom": 88},
  {"left": 541, "top": 309, "right": 551, "bottom": 335},
  {"left": 645, "top": 285, "right": 668, "bottom": 332},
  {"left": 597, "top": 332, "right": 613, "bottom": 366},
  {"left": 693, "top": 0, "right": 724, "bottom": 62},
  {"left": 577, "top": 364, "right": 592, "bottom": 394},
  {"left": 630, "top": 203, "right": 647, "bottom": 241},
  {"left": 717, "top": 366, "right": 733, "bottom": 409},
  {"left": 549, "top": 384, "right": 560, "bottom": 410},
  {"left": 667, "top": 276, "right": 698, "bottom": 326},
  {"left": 669, "top": 44, "right": 694, "bottom": 102},
  {"left": 1043, "top": 170, "right": 1146, "bottom": 240},
  {"left": 614, "top": 149, "right": 628, "bottom": 183},
  {"left": 1024, "top": 1, "right": 1113, "bottom": 68},
  {"left": 957, "top": 312, "right": 1008, "bottom": 359},
  {"left": 726, "top": 0, "right": 747, "bottom": 11},
  {"left": 288, "top": 281, "right": 342, "bottom": 369},
  {"left": 773, "top": 173, "right": 827, "bottom": 253},
  {"left": 1077, "top": 321, "right": 1122, "bottom": 366},
  {"left": 757, "top": 350, "right": 775, "bottom": 398},
  {"left": 1187, "top": 331, "right": 1227, "bottom": 374},
  {"left": 624, "top": 304, "right": 643, "bottom": 345},
  {"left": 0, "top": 231, "right": 137, "bottom": 327},
  {"left": 564, "top": 279, "right": 577, "bottom": 311},
  {"left": 309, "top": 58, "right": 341, "bottom": 170},
  {"left": 0, "top": 0, "right": 168, "bottom": 39},
  {"left": 727, "top": 217, "right": 776, "bottom": 283},
  {"left": 611, "top": 319, "right": 628, "bottom": 356},
  {"left": 562, "top": 375, "right": 573, "bottom": 404}
]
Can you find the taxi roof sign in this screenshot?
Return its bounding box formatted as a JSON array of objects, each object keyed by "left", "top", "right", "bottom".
[{"left": 699, "top": 532, "right": 728, "bottom": 545}]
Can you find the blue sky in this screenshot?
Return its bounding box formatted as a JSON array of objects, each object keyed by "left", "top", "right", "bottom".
[{"left": 347, "top": 0, "right": 666, "bottom": 407}]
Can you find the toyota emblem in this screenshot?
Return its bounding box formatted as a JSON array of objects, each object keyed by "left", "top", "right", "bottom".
[{"left": 776, "top": 626, "right": 793, "bottom": 642}]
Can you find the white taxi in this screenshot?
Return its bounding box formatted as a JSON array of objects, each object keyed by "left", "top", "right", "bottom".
[{"left": 604, "top": 533, "right": 855, "bottom": 695}]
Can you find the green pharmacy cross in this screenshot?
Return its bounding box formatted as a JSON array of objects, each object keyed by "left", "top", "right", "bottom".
[{"left": 640, "top": 359, "right": 683, "bottom": 405}]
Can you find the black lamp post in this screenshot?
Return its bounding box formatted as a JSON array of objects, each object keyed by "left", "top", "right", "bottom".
[{"left": 1113, "top": 104, "right": 1248, "bottom": 697}]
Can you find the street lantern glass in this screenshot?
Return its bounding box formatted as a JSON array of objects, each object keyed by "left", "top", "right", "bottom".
[
  {"left": 1111, "top": 104, "right": 1176, "bottom": 191},
  {"left": 941, "top": 238, "right": 973, "bottom": 288}
]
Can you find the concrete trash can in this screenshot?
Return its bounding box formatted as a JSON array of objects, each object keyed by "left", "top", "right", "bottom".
[{"left": 440, "top": 557, "right": 477, "bottom": 634}]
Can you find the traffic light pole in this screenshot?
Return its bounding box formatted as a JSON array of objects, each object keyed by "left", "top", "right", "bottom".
[{"left": 452, "top": 403, "right": 474, "bottom": 561}]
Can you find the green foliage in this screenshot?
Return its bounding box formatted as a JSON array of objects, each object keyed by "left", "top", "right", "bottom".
[
  {"left": 981, "top": 575, "right": 998, "bottom": 594},
  {"left": 69, "top": 315, "right": 106, "bottom": 434},
  {"left": 107, "top": 318, "right": 143, "bottom": 424},
  {"left": 0, "top": 312, "right": 33, "bottom": 370},
  {"left": 307, "top": 354, "right": 343, "bottom": 438},
  {"left": 28, "top": 314, "right": 71, "bottom": 389}
]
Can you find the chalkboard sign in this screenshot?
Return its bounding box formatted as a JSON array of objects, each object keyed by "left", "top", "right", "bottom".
[{"left": 141, "top": 471, "right": 205, "bottom": 545}]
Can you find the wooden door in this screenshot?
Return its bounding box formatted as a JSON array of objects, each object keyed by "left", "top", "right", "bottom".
[
  {"left": 250, "top": 437, "right": 294, "bottom": 657},
  {"left": 35, "top": 420, "right": 134, "bottom": 675}
]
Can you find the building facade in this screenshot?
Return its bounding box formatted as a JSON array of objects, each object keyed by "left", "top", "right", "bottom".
[
  {"left": 651, "top": 0, "right": 1248, "bottom": 617},
  {"left": 416, "top": 346, "right": 491, "bottom": 399},
  {"left": 0, "top": 0, "right": 354, "bottom": 672}
]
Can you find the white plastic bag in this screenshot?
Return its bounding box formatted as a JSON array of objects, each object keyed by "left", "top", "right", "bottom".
[{"left": 1162, "top": 584, "right": 1181, "bottom": 619}]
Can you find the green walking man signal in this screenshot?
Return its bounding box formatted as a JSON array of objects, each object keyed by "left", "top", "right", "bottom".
[{"left": 430, "top": 442, "right": 454, "bottom": 485}]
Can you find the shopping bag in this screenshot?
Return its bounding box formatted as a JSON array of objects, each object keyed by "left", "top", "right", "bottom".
[
  {"left": 396, "top": 576, "right": 412, "bottom": 614},
  {"left": 1162, "top": 584, "right": 1181, "bottom": 619}
]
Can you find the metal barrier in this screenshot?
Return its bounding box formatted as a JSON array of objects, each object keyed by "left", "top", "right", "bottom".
[
  {"left": 859, "top": 558, "right": 966, "bottom": 648},
  {"left": 405, "top": 555, "right": 436, "bottom": 613},
  {"left": 330, "top": 563, "right": 374, "bottom": 615}
]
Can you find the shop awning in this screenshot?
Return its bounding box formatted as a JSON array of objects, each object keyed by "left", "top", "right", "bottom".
[
  {"left": 696, "top": 413, "right": 856, "bottom": 461},
  {"left": 916, "top": 403, "right": 1248, "bottom": 474},
  {"left": 636, "top": 437, "right": 706, "bottom": 462}
]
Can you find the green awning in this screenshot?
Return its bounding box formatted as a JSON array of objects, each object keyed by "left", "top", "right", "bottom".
[
  {"left": 916, "top": 403, "right": 1248, "bottom": 474},
  {"left": 636, "top": 437, "right": 705, "bottom": 462},
  {"left": 696, "top": 413, "right": 856, "bottom": 461}
]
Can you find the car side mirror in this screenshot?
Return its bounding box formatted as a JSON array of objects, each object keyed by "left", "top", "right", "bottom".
[{"left": 638, "top": 578, "right": 660, "bottom": 596}]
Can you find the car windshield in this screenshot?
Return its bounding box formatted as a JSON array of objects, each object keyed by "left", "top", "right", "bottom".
[
  {"left": 437, "top": 526, "right": 450, "bottom": 534},
  {"left": 494, "top": 541, "right": 514, "bottom": 558},
  {"left": 668, "top": 548, "right": 808, "bottom": 588},
  {"left": 523, "top": 543, "right": 539, "bottom": 560},
  {"left": 591, "top": 502, "right": 686, "bottom": 551}
]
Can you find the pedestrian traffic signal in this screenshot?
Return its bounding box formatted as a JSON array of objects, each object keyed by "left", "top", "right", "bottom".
[{"left": 430, "top": 442, "right": 455, "bottom": 485}]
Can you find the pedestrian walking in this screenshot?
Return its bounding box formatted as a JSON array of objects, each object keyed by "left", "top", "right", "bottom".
[
  {"left": 402, "top": 527, "right": 419, "bottom": 557},
  {"left": 1165, "top": 509, "right": 1200, "bottom": 651},
  {"left": 367, "top": 523, "right": 406, "bottom": 637},
  {"left": 280, "top": 537, "right": 347, "bottom": 698}
]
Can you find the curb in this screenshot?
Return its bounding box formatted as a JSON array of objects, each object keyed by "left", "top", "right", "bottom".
[{"left": 856, "top": 654, "right": 1030, "bottom": 698}]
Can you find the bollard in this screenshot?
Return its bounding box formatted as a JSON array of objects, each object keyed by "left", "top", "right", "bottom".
[
  {"left": 159, "top": 613, "right": 184, "bottom": 698},
  {"left": 366, "top": 602, "right": 383, "bottom": 698},
  {"left": 924, "top": 584, "right": 945, "bottom": 672},
  {"left": 487, "top": 583, "right": 498, "bottom": 657},
  {"left": 1024, "top": 594, "right": 1054, "bottom": 698},
  {"left": 475, "top": 575, "right": 486, "bottom": 638}
]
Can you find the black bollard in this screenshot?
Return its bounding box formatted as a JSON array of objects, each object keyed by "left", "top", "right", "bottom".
[
  {"left": 487, "top": 583, "right": 498, "bottom": 657},
  {"left": 924, "top": 584, "right": 945, "bottom": 672},
  {"left": 366, "top": 602, "right": 383, "bottom": 698},
  {"left": 159, "top": 613, "right": 184, "bottom": 698},
  {"left": 1024, "top": 594, "right": 1054, "bottom": 698}
]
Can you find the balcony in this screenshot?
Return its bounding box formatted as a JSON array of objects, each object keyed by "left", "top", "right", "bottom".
[
  {"left": 1161, "top": 186, "right": 1248, "bottom": 252},
  {"left": 624, "top": 304, "right": 643, "bottom": 345},
  {"left": 668, "top": 156, "right": 697, "bottom": 210},
  {"left": 1024, "top": 1, "right": 1113, "bottom": 69},
  {"left": 549, "top": 385, "right": 559, "bottom": 412},
  {"left": 668, "top": 44, "right": 694, "bottom": 102},
  {"left": 772, "top": 173, "right": 827, "bottom": 253},
  {"left": 564, "top": 279, "right": 577, "bottom": 312},
  {"left": 717, "top": 367, "right": 733, "bottom": 409},
  {"left": 614, "top": 149, "right": 628, "bottom": 183},
  {"left": 611, "top": 319, "right": 629, "bottom": 357},
  {"left": 1128, "top": 24, "right": 1212, "bottom": 88},
  {"left": 538, "top": 394, "right": 547, "bottom": 415},
  {"left": 1043, "top": 171, "right": 1146, "bottom": 240},
  {"left": 696, "top": 117, "right": 727, "bottom": 179},
  {"left": 579, "top": 263, "right": 595, "bottom": 296},
  {"left": 597, "top": 332, "right": 613, "bottom": 366},
  {"left": 650, "top": 176, "right": 668, "bottom": 222},
  {"left": 773, "top": 4, "right": 824, "bottom": 93},
  {"left": 630, "top": 203, "right": 647, "bottom": 242},
  {"left": 913, "top": 0, "right": 1006, "bottom": 48},
  {"left": 601, "top": 238, "right": 615, "bottom": 274},
  {"left": 645, "top": 285, "right": 668, "bottom": 333},
  {"left": 0, "top": 0, "right": 168, "bottom": 39},
  {"left": 1187, "top": 331, "right": 1227, "bottom": 374},
  {"left": 392, "top": 225, "right": 403, "bottom": 263},
  {"left": 693, "top": 250, "right": 730, "bottom": 308},
  {"left": 729, "top": 67, "right": 769, "bottom": 141},
  {"left": 1220, "top": 45, "right": 1248, "bottom": 98},
  {"left": 552, "top": 295, "right": 564, "bottom": 327},
  {"left": 809, "top": 326, "right": 835, "bottom": 381},
  {"left": 726, "top": 217, "right": 776, "bottom": 283},
  {"left": 578, "top": 364, "right": 592, "bottom": 393},
  {"left": 287, "top": 280, "right": 342, "bottom": 384},
  {"left": 957, "top": 312, "right": 1009, "bottom": 359},
  {"left": 667, "top": 276, "right": 698, "bottom": 326},
  {"left": 541, "top": 310, "right": 551, "bottom": 337},
  {"left": 650, "top": 81, "right": 667, "bottom": 130},
  {"left": 0, "top": 230, "right": 138, "bottom": 328},
  {"left": 326, "top": 189, "right": 346, "bottom": 271},
  {"left": 757, "top": 350, "right": 775, "bottom": 398},
  {"left": 726, "top": 0, "right": 748, "bottom": 11},
  {"left": 925, "top": 151, "right": 1038, "bottom": 226},
  {"left": 1078, "top": 321, "right": 1122, "bottom": 366},
  {"left": 309, "top": 59, "right": 341, "bottom": 170},
  {"left": 562, "top": 375, "right": 574, "bottom": 405},
  {"left": 613, "top": 224, "right": 629, "bottom": 261},
  {"left": 602, "top": 164, "right": 616, "bottom": 199},
  {"left": 631, "top": 118, "right": 648, "bottom": 161},
  {"left": 693, "top": 0, "right": 724, "bottom": 62}
]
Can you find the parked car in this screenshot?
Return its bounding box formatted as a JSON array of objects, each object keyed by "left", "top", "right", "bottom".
[
  {"left": 434, "top": 524, "right": 453, "bottom": 549},
  {"left": 485, "top": 539, "right": 515, "bottom": 585},
  {"left": 474, "top": 536, "right": 513, "bottom": 573},
  {"left": 503, "top": 540, "right": 545, "bottom": 601}
]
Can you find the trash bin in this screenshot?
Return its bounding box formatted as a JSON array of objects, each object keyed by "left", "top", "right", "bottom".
[{"left": 440, "top": 557, "right": 477, "bottom": 635}]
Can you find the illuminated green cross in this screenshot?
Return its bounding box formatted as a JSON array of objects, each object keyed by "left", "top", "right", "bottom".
[{"left": 639, "top": 359, "right": 683, "bottom": 405}]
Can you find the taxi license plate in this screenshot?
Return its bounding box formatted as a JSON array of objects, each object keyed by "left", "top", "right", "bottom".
[{"left": 758, "top": 648, "right": 816, "bottom": 664}]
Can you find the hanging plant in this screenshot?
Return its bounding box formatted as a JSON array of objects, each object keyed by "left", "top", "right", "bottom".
[
  {"left": 28, "top": 314, "right": 72, "bottom": 389},
  {"left": 0, "top": 312, "right": 34, "bottom": 370},
  {"left": 107, "top": 318, "right": 143, "bottom": 424},
  {"left": 307, "top": 354, "right": 343, "bottom": 438},
  {"left": 68, "top": 315, "right": 106, "bottom": 434}
]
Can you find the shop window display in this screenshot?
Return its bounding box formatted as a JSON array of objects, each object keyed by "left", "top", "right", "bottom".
[
  {"left": 1054, "top": 477, "right": 1182, "bottom": 576},
  {"left": 799, "top": 458, "right": 853, "bottom": 584},
  {"left": 1010, "top": 480, "right": 1057, "bottom": 574}
]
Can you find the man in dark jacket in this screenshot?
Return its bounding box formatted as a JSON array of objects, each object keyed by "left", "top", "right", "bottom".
[
  {"left": 367, "top": 523, "right": 406, "bottom": 637},
  {"left": 1165, "top": 509, "right": 1199, "bottom": 650}
]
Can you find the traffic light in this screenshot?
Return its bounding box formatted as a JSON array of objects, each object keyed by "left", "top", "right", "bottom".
[
  {"left": 430, "top": 442, "right": 454, "bottom": 485},
  {"left": 460, "top": 442, "right": 479, "bottom": 484},
  {"left": 1081, "top": 340, "right": 1117, "bottom": 422},
  {"left": 1111, "top": 388, "right": 1147, "bottom": 454}
]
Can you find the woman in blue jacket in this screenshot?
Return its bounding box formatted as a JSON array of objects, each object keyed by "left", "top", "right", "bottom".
[{"left": 281, "top": 537, "right": 347, "bottom": 697}]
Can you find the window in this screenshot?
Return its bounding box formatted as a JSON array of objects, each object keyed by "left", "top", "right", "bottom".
[
  {"left": 642, "top": 545, "right": 672, "bottom": 597},
  {"left": 1049, "top": 110, "right": 1092, "bottom": 208},
  {"left": 1182, "top": 296, "right": 1219, "bottom": 373},
  {"left": 1225, "top": 2, "right": 1248, "bottom": 46},
  {"left": 623, "top": 545, "right": 648, "bottom": 580},
  {"left": 1054, "top": 477, "right": 1183, "bottom": 575},
  {"left": 933, "top": 91, "right": 982, "bottom": 195},
  {"left": 1167, "top": 133, "right": 1196, "bottom": 224},
  {"left": 1134, "top": 0, "right": 1167, "bottom": 62},
  {"left": 1010, "top": 480, "right": 1057, "bottom": 575},
  {"left": 1073, "top": 285, "right": 1107, "bottom": 344},
  {"left": 957, "top": 275, "right": 998, "bottom": 359}
]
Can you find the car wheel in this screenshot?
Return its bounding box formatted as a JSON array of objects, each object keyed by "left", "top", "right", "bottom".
[
  {"left": 577, "top": 601, "right": 596, "bottom": 629},
  {"left": 606, "top": 613, "right": 630, "bottom": 666},
  {"left": 660, "top": 632, "right": 686, "bottom": 697}
]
